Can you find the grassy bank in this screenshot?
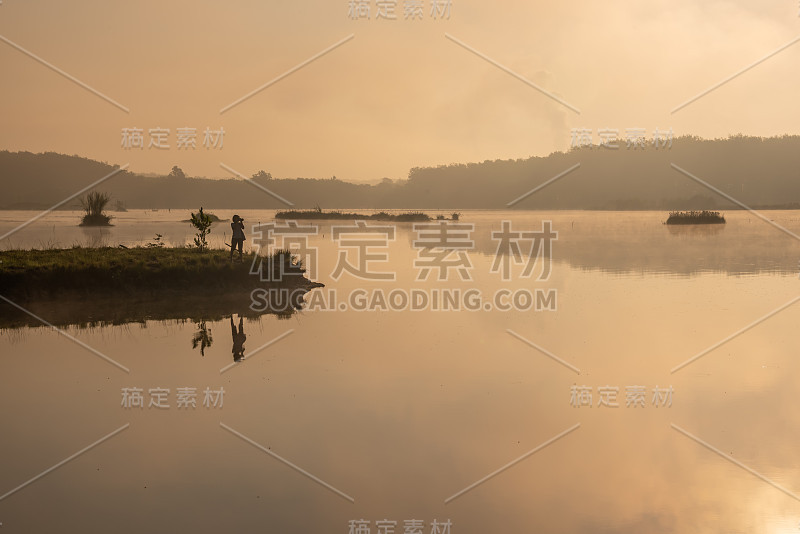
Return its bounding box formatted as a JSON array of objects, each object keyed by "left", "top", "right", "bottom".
[
  {"left": 275, "top": 209, "right": 460, "bottom": 222},
  {"left": 0, "top": 246, "right": 318, "bottom": 301}
]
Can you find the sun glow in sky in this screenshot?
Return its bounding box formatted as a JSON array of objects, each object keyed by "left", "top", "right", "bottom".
[{"left": 1, "top": 0, "right": 799, "bottom": 181}]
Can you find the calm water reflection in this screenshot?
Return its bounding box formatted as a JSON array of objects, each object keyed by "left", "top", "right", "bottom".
[{"left": 1, "top": 210, "right": 799, "bottom": 533}]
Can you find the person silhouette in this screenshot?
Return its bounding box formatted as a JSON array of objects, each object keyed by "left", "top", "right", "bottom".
[
  {"left": 231, "top": 315, "right": 246, "bottom": 362},
  {"left": 230, "top": 215, "right": 245, "bottom": 262}
]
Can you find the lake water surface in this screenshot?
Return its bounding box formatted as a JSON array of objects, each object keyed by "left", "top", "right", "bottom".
[{"left": 1, "top": 209, "right": 799, "bottom": 533}]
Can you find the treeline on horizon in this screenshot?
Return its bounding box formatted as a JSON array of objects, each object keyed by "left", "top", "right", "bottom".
[{"left": 1, "top": 134, "right": 799, "bottom": 210}]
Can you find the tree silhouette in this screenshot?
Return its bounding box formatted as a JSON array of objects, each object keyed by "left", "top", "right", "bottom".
[
  {"left": 169, "top": 165, "right": 186, "bottom": 179},
  {"left": 189, "top": 207, "right": 213, "bottom": 250},
  {"left": 251, "top": 170, "right": 272, "bottom": 181}
]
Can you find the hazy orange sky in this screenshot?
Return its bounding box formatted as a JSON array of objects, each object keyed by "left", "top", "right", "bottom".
[{"left": 1, "top": 0, "right": 798, "bottom": 182}]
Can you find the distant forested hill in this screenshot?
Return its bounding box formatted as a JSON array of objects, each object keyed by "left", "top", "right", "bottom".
[{"left": 1, "top": 135, "right": 799, "bottom": 210}]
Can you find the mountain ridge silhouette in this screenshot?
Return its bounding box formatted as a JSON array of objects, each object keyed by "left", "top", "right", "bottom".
[{"left": 1, "top": 135, "right": 798, "bottom": 210}]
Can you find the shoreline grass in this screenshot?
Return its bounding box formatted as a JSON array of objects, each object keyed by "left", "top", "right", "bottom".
[{"left": 0, "top": 246, "right": 319, "bottom": 301}]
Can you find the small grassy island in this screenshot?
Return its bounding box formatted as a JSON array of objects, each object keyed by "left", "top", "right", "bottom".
[
  {"left": 0, "top": 247, "right": 321, "bottom": 301},
  {"left": 275, "top": 209, "right": 460, "bottom": 222},
  {"left": 0, "top": 246, "right": 325, "bottom": 328},
  {"left": 666, "top": 210, "right": 726, "bottom": 225},
  {"left": 79, "top": 191, "right": 114, "bottom": 226}
]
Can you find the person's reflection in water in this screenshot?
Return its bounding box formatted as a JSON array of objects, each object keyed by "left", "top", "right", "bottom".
[{"left": 231, "top": 315, "right": 246, "bottom": 362}]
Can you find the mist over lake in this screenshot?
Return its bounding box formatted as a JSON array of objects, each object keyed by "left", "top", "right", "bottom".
[
  {"left": 3, "top": 0, "right": 800, "bottom": 530},
  {"left": 2, "top": 208, "right": 799, "bottom": 533}
]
